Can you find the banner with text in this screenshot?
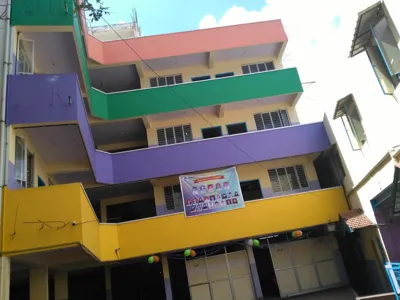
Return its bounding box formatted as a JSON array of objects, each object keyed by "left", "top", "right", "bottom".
[{"left": 179, "top": 167, "right": 245, "bottom": 217}]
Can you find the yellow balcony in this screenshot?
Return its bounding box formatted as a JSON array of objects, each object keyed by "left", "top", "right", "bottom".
[{"left": 2, "top": 184, "right": 348, "bottom": 264}]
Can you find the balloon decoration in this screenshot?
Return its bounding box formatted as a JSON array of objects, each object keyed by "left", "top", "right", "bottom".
[
  {"left": 184, "top": 249, "right": 197, "bottom": 258},
  {"left": 247, "top": 239, "right": 260, "bottom": 247},
  {"left": 190, "top": 249, "right": 196, "bottom": 257},
  {"left": 291, "top": 230, "right": 303, "bottom": 238},
  {"left": 148, "top": 255, "right": 160, "bottom": 264}
]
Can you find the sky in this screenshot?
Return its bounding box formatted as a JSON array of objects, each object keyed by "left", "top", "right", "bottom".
[{"left": 91, "top": 0, "right": 373, "bottom": 122}]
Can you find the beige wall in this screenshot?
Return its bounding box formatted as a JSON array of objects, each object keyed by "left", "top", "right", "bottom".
[
  {"left": 148, "top": 101, "right": 299, "bottom": 145},
  {"left": 140, "top": 54, "right": 283, "bottom": 88},
  {"left": 152, "top": 154, "right": 319, "bottom": 207}
]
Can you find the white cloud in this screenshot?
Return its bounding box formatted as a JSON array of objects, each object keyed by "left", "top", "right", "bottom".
[
  {"left": 198, "top": 0, "right": 376, "bottom": 122},
  {"left": 118, "top": 20, "right": 126, "bottom": 24}
]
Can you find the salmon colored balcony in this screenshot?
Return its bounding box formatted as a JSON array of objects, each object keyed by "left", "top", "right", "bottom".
[{"left": 2, "top": 184, "right": 348, "bottom": 265}]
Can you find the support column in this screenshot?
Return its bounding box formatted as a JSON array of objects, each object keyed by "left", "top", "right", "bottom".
[
  {"left": 246, "top": 246, "right": 263, "bottom": 300},
  {"left": 161, "top": 256, "right": 173, "bottom": 300},
  {"left": 30, "top": 267, "right": 48, "bottom": 300},
  {"left": 54, "top": 272, "right": 68, "bottom": 300},
  {"left": 105, "top": 267, "right": 112, "bottom": 300},
  {"left": 0, "top": 257, "right": 10, "bottom": 300}
]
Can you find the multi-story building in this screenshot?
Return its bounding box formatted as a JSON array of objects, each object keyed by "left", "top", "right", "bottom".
[
  {"left": 319, "top": 0, "right": 400, "bottom": 297},
  {"left": 0, "top": 0, "right": 351, "bottom": 299}
]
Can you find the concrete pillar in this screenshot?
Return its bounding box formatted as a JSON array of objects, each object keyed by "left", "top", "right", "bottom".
[
  {"left": 246, "top": 246, "right": 263, "bottom": 299},
  {"left": 54, "top": 272, "right": 68, "bottom": 300},
  {"left": 105, "top": 267, "right": 112, "bottom": 300},
  {"left": 0, "top": 257, "right": 10, "bottom": 300},
  {"left": 161, "top": 256, "right": 173, "bottom": 300},
  {"left": 30, "top": 267, "right": 48, "bottom": 300}
]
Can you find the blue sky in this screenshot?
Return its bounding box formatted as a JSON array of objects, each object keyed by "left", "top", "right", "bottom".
[{"left": 94, "top": 0, "right": 266, "bottom": 35}]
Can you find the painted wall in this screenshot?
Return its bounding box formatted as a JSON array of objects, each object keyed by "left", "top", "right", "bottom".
[
  {"left": 147, "top": 100, "right": 298, "bottom": 146},
  {"left": 2, "top": 183, "right": 348, "bottom": 261},
  {"left": 153, "top": 154, "right": 320, "bottom": 215},
  {"left": 140, "top": 55, "right": 283, "bottom": 88}
]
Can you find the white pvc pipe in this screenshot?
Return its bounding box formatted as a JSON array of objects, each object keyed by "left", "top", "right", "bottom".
[{"left": 0, "top": 0, "right": 11, "bottom": 205}]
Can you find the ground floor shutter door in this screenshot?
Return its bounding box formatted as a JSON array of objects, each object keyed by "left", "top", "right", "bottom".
[
  {"left": 186, "top": 248, "right": 255, "bottom": 300},
  {"left": 270, "top": 235, "right": 345, "bottom": 298}
]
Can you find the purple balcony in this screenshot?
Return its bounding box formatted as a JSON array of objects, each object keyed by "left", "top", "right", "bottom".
[{"left": 7, "top": 74, "right": 330, "bottom": 184}]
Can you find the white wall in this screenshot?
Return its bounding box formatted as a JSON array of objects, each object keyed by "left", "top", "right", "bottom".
[{"left": 318, "top": 0, "right": 400, "bottom": 221}]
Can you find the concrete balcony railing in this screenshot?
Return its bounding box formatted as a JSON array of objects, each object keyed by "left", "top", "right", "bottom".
[{"left": 2, "top": 183, "right": 348, "bottom": 263}]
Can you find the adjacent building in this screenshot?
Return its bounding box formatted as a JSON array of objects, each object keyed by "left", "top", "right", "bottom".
[
  {"left": 319, "top": 0, "right": 400, "bottom": 296},
  {"left": 0, "top": 0, "right": 353, "bottom": 299}
]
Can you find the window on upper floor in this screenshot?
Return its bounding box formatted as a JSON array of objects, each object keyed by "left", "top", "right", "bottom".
[
  {"left": 17, "top": 38, "right": 35, "bottom": 75},
  {"left": 349, "top": 3, "right": 400, "bottom": 94},
  {"left": 149, "top": 74, "right": 183, "bottom": 87},
  {"left": 15, "top": 136, "right": 34, "bottom": 188},
  {"left": 226, "top": 122, "right": 247, "bottom": 135},
  {"left": 333, "top": 95, "right": 367, "bottom": 151},
  {"left": 242, "top": 62, "right": 275, "bottom": 74},
  {"left": 268, "top": 165, "right": 309, "bottom": 193},
  {"left": 215, "top": 72, "right": 234, "bottom": 78},
  {"left": 157, "top": 124, "right": 193, "bottom": 146},
  {"left": 164, "top": 184, "right": 183, "bottom": 211},
  {"left": 192, "top": 75, "right": 211, "bottom": 82},
  {"left": 202, "top": 126, "right": 223, "bottom": 139},
  {"left": 366, "top": 18, "right": 400, "bottom": 94},
  {"left": 254, "top": 109, "right": 291, "bottom": 130}
]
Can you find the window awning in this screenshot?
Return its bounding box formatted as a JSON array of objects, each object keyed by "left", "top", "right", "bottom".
[
  {"left": 333, "top": 94, "right": 352, "bottom": 119},
  {"left": 349, "top": 1, "right": 385, "bottom": 58},
  {"left": 339, "top": 209, "right": 375, "bottom": 232}
]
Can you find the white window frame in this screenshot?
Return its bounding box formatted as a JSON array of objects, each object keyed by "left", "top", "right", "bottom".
[
  {"left": 157, "top": 124, "right": 193, "bottom": 146},
  {"left": 149, "top": 74, "right": 183, "bottom": 87},
  {"left": 254, "top": 109, "right": 291, "bottom": 130},
  {"left": 17, "top": 37, "right": 35, "bottom": 75},
  {"left": 15, "top": 136, "right": 28, "bottom": 187},
  {"left": 268, "top": 165, "right": 309, "bottom": 193}
]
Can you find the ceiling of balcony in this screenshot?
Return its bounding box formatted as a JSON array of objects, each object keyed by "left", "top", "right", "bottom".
[
  {"left": 149, "top": 93, "right": 295, "bottom": 122},
  {"left": 91, "top": 119, "right": 147, "bottom": 146},
  {"left": 24, "top": 125, "right": 88, "bottom": 164},
  {"left": 142, "top": 43, "right": 281, "bottom": 71}
]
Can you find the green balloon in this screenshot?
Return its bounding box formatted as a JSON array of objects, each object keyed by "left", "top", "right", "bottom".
[
  {"left": 252, "top": 239, "right": 260, "bottom": 247},
  {"left": 184, "top": 249, "right": 191, "bottom": 257},
  {"left": 291, "top": 231, "right": 296, "bottom": 238},
  {"left": 148, "top": 256, "right": 154, "bottom": 264}
]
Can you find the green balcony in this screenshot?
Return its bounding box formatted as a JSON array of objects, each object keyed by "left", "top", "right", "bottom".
[
  {"left": 89, "top": 68, "right": 303, "bottom": 120},
  {"left": 11, "top": 0, "right": 74, "bottom": 26}
]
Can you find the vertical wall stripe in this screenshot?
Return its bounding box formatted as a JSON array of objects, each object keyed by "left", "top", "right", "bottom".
[
  {"left": 246, "top": 246, "right": 263, "bottom": 299},
  {"left": 162, "top": 256, "right": 173, "bottom": 300}
]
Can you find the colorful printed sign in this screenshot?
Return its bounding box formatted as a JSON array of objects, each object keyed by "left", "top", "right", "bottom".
[{"left": 179, "top": 167, "right": 245, "bottom": 217}]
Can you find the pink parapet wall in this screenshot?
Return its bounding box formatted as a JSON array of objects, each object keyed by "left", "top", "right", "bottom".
[{"left": 82, "top": 18, "right": 288, "bottom": 65}]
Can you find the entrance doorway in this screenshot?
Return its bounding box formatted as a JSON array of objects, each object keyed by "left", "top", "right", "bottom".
[{"left": 185, "top": 245, "right": 256, "bottom": 300}]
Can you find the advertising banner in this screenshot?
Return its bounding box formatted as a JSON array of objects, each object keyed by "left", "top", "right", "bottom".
[{"left": 179, "top": 167, "right": 245, "bottom": 217}]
